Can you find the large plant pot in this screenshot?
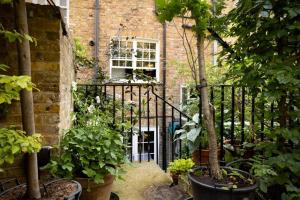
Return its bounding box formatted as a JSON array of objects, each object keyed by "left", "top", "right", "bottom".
[
  {"left": 192, "top": 149, "right": 220, "bottom": 165},
  {"left": 0, "top": 179, "right": 82, "bottom": 200},
  {"left": 76, "top": 174, "right": 114, "bottom": 200},
  {"left": 188, "top": 166, "right": 258, "bottom": 200}
]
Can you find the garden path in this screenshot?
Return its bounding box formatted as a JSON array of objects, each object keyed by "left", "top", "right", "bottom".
[{"left": 112, "top": 161, "right": 190, "bottom": 200}]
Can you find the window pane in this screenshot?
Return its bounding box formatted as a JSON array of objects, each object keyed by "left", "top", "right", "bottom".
[
  {"left": 126, "top": 61, "right": 132, "bottom": 67},
  {"left": 148, "top": 62, "right": 155, "bottom": 68},
  {"left": 143, "top": 62, "right": 149, "bottom": 68},
  {"left": 137, "top": 61, "right": 143, "bottom": 67},
  {"left": 144, "top": 43, "right": 150, "bottom": 49},
  {"left": 60, "top": 0, "right": 67, "bottom": 6},
  {"left": 137, "top": 50, "right": 142, "bottom": 59},
  {"left": 120, "top": 41, "right": 126, "bottom": 48},
  {"left": 137, "top": 42, "right": 143, "bottom": 49},
  {"left": 112, "top": 68, "right": 127, "bottom": 79},
  {"left": 150, "top": 52, "right": 156, "bottom": 60},
  {"left": 61, "top": 8, "right": 67, "bottom": 19},
  {"left": 144, "top": 51, "right": 149, "bottom": 59},
  {"left": 112, "top": 60, "right": 119, "bottom": 67},
  {"left": 127, "top": 41, "right": 133, "bottom": 48},
  {"left": 120, "top": 49, "right": 127, "bottom": 58},
  {"left": 142, "top": 70, "right": 156, "bottom": 78},
  {"left": 150, "top": 43, "right": 156, "bottom": 49},
  {"left": 119, "top": 61, "right": 125, "bottom": 67},
  {"left": 126, "top": 50, "right": 132, "bottom": 58}
]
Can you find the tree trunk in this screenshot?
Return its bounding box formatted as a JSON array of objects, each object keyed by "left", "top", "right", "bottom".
[
  {"left": 196, "top": 34, "right": 221, "bottom": 180},
  {"left": 14, "top": 0, "right": 41, "bottom": 199}
]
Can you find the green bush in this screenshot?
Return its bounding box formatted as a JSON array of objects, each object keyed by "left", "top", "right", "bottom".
[{"left": 168, "top": 158, "right": 195, "bottom": 174}]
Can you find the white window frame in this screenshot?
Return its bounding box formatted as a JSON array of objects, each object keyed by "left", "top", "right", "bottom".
[
  {"left": 132, "top": 127, "right": 159, "bottom": 163},
  {"left": 32, "top": 0, "right": 69, "bottom": 26},
  {"left": 109, "top": 37, "right": 160, "bottom": 82},
  {"left": 180, "top": 85, "right": 197, "bottom": 109}
]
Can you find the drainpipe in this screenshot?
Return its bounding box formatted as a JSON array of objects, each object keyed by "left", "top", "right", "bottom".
[
  {"left": 93, "top": 0, "right": 100, "bottom": 83},
  {"left": 162, "top": 22, "right": 167, "bottom": 171}
]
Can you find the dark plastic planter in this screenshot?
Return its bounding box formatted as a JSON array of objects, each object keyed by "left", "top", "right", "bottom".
[
  {"left": 44, "top": 179, "right": 82, "bottom": 200},
  {"left": 188, "top": 166, "right": 258, "bottom": 200},
  {"left": 0, "top": 179, "right": 82, "bottom": 200}
]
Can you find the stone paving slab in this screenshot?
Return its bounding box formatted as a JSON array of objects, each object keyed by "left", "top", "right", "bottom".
[{"left": 144, "top": 185, "right": 190, "bottom": 200}]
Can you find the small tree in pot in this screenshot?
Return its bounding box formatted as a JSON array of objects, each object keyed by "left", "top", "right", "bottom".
[{"left": 156, "top": 0, "right": 258, "bottom": 199}]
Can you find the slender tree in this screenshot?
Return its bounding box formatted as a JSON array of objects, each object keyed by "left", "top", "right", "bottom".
[
  {"left": 156, "top": 0, "right": 222, "bottom": 179},
  {"left": 14, "top": 0, "right": 41, "bottom": 198}
]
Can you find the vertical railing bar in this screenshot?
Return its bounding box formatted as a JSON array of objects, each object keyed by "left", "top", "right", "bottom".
[
  {"left": 121, "top": 86, "right": 125, "bottom": 128},
  {"left": 130, "top": 85, "right": 133, "bottom": 162},
  {"left": 270, "top": 102, "right": 274, "bottom": 130},
  {"left": 104, "top": 85, "right": 107, "bottom": 100},
  {"left": 171, "top": 108, "right": 174, "bottom": 161},
  {"left": 179, "top": 113, "right": 182, "bottom": 158},
  {"left": 220, "top": 85, "right": 225, "bottom": 160},
  {"left": 155, "top": 95, "right": 159, "bottom": 164},
  {"left": 210, "top": 86, "right": 215, "bottom": 125},
  {"left": 260, "top": 92, "right": 265, "bottom": 141},
  {"left": 85, "top": 85, "right": 88, "bottom": 98},
  {"left": 139, "top": 86, "right": 142, "bottom": 163},
  {"left": 241, "top": 87, "right": 245, "bottom": 143},
  {"left": 113, "top": 85, "right": 116, "bottom": 125},
  {"left": 147, "top": 88, "right": 150, "bottom": 162},
  {"left": 94, "top": 85, "right": 97, "bottom": 97},
  {"left": 162, "top": 100, "right": 167, "bottom": 170},
  {"left": 251, "top": 91, "right": 255, "bottom": 143},
  {"left": 231, "top": 85, "right": 235, "bottom": 144}
]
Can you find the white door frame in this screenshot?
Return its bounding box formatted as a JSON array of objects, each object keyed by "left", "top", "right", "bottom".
[{"left": 132, "top": 126, "right": 159, "bottom": 162}]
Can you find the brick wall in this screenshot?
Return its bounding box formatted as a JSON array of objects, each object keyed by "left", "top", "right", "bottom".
[
  {"left": 69, "top": 0, "right": 214, "bottom": 110},
  {"left": 0, "top": 3, "right": 74, "bottom": 146}
]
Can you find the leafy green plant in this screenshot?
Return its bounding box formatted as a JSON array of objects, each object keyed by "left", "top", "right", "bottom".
[
  {"left": 0, "top": 128, "right": 41, "bottom": 166},
  {"left": 45, "top": 85, "right": 129, "bottom": 184},
  {"left": 0, "top": 66, "right": 41, "bottom": 171},
  {"left": 251, "top": 129, "right": 300, "bottom": 200},
  {"left": 168, "top": 158, "right": 195, "bottom": 174}
]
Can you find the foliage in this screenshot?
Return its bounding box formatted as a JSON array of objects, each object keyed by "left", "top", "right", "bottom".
[
  {"left": 219, "top": 0, "right": 300, "bottom": 198},
  {"left": 0, "top": 25, "right": 40, "bottom": 170},
  {"left": 156, "top": 0, "right": 211, "bottom": 36},
  {"left": 0, "top": 24, "right": 37, "bottom": 45},
  {"left": 0, "top": 128, "right": 41, "bottom": 166},
  {"left": 44, "top": 85, "right": 129, "bottom": 184},
  {"left": 174, "top": 113, "right": 208, "bottom": 153},
  {"left": 0, "top": 74, "right": 34, "bottom": 104},
  {"left": 168, "top": 158, "right": 195, "bottom": 174},
  {"left": 251, "top": 129, "right": 300, "bottom": 200}
]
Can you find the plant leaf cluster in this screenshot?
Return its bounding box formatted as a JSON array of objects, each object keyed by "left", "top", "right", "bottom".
[
  {"left": 44, "top": 88, "right": 129, "bottom": 184},
  {"left": 168, "top": 158, "right": 195, "bottom": 174}
]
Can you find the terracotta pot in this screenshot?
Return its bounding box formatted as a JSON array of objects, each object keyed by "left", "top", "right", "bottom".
[
  {"left": 76, "top": 174, "right": 114, "bottom": 200},
  {"left": 192, "top": 149, "right": 220, "bottom": 165},
  {"left": 170, "top": 172, "right": 180, "bottom": 185}
]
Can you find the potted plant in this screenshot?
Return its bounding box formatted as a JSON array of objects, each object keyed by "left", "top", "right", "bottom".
[
  {"left": 44, "top": 86, "right": 128, "bottom": 200},
  {"left": 156, "top": 1, "right": 258, "bottom": 199},
  {"left": 168, "top": 158, "right": 195, "bottom": 185},
  {"left": 174, "top": 114, "right": 220, "bottom": 165}
]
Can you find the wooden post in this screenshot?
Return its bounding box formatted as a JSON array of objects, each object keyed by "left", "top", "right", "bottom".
[{"left": 14, "top": 0, "right": 41, "bottom": 198}]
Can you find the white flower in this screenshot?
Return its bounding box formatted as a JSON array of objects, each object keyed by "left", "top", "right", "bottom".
[
  {"left": 72, "top": 81, "right": 77, "bottom": 91},
  {"left": 127, "top": 100, "right": 136, "bottom": 106},
  {"left": 87, "top": 104, "right": 95, "bottom": 113},
  {"left": 95, "top": 96, "right": 101, "bottom": 104}
]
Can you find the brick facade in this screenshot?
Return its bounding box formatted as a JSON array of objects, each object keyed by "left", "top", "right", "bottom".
[
  {"left": 0, "top": 3, "right": 74, "bottom": 146},
  {"left": 69, "top": 0, "right": 215, "bottom": 109}
]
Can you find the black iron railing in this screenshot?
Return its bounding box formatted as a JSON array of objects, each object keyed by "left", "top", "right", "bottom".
[
  {"left": 77, "top": 83, "right": 191, "bottom": 170},
  {"left": 77, "top": 83, "right": 291, "bottom": 170}
]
